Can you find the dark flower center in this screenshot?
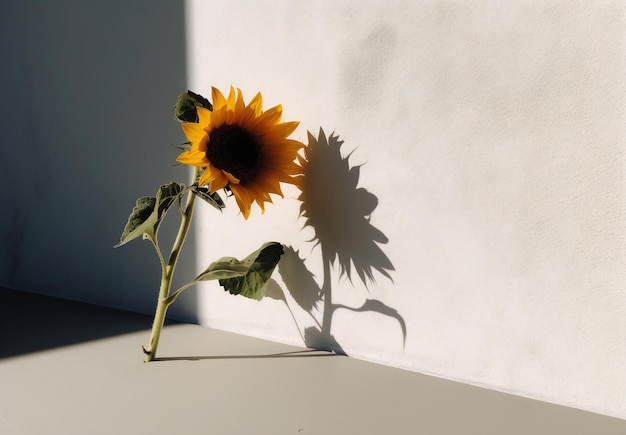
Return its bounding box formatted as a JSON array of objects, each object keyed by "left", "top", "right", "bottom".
[{"left": 206, "top": 124, "right": 262, "bottom": 185}]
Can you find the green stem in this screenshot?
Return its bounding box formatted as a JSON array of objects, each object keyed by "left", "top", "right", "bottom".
[
  {"left": 144, "top": 170, "right": 198, "bottom": 362},
  {"left": 150, "top": 238, "right": 167, "bottom": 273}
]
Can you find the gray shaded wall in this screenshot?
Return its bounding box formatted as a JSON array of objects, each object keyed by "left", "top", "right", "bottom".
[{"left": 0, "top": 1, "right": 195, "bottom": 318}]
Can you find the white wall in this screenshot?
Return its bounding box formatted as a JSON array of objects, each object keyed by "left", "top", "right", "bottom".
[
  {"left": 183, "top": 0, "right": 626, "bottom": 419},
  {"left": 1, "top": 0, "right": 624, "bottom": 421}
]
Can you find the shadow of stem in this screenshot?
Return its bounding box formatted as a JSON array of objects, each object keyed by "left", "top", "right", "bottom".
[{"left": 153, "top": 349, "right": 337, "bottom": 362}]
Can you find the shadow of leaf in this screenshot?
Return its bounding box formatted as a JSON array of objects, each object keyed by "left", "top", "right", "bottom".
[
  {"left": 335, "top": 299, "right": 407, "bottom": 348},
  {"left": 278, "top": 246, "right": 322, "bottom": 313}
]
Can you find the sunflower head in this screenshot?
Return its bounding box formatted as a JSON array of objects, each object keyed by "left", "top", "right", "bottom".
[{"left": 176, "top": 86, "right": 305, "bottom": 219}]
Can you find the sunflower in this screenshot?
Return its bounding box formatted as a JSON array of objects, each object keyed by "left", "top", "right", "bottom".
[{"left": 176, "top": 86, "right": 304, "bottom": 219}]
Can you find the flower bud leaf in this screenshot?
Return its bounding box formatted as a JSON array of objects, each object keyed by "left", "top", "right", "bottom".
[{"left": 174, "top": 90, "right": 213, "bottom": 123}]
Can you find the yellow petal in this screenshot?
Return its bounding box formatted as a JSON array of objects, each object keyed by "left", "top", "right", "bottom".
[
  {"left": 207, "top": 168, "right": 229, "bottom": 193},
  {"left": 209, "top": 107, "right": 229, "bottom": 129},
  {"left": 223, "top": 170, "right": 241, "bottom": 185},
  {"left": 229, "top": 184, "right": 252, "bottom": 219},
  {"left": 197, "top": 169, "right": 214, "bottom": 187},
  {"left": 176, "top": 149, "right": 208, "bottom": 166},
  {"left": 259, "top": 122, "right": 300, "bottom": 142},
  {"left": 211, "top": 87, "right": 226, "bottom": 109},
  {"left": 232, "top": 88, "right": 246, "bottom": 122},
  {"left": 196, "top": 106, "right": 212, "bottom": 126},
  {"left": 246, "top": 92, "right": 263, "bottom": 116},
  {"left": 182, "top": 122, "right": 208, "bottom": 146},
  {"left": 225, "top": 86, "right": 237, "bottom": 111},
  {"left": 254, "top": 104, "right": 283, "bottom": 128},
  {"left": 237, "top": 104, "right": 260, "bottom": 127}
]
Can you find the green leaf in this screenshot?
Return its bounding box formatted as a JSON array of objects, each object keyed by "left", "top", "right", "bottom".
[
  {"left": 174, "top": 90, "right": 213, "bottom": 123},
  {"left": 191, "top": 185, "right": 225, "bottom": 211},
  {"left": 114, "top": 182, "right": 184, "bottom": 248},
  {"left": 195, "top": 259, "right": 250, "bottom": 281},
  {"left": 195, "top": 242, "right": 284, "bottom": 301}
]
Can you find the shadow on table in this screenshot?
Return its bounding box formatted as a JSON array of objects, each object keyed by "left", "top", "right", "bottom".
[
  {"left": 152, "top": 349, "right": 337, "bottom": 362},
  {"left": 0, "top": 288, "right": 152, "bottom": 359}
]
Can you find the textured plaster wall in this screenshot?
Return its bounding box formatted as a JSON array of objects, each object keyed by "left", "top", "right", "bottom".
[{"left": 183, "top": 0, "right": 626, "bottom": 419}]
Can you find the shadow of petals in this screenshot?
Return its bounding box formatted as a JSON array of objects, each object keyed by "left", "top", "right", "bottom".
[{"left": 298, "top": 129, "right": 394, "bottom": 285}]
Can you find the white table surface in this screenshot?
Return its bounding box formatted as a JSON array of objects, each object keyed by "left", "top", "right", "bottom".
[{"left": 1, "top": 288, "right": 624, "bottom": 435}]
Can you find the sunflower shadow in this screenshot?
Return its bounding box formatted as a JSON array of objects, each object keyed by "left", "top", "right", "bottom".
[{"left": 268, "top": 128, "right": 404, "bottom": 354}]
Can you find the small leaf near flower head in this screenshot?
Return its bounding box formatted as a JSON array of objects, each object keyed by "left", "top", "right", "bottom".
[
  {"left": 174, "top": 90, "right": 213, "bottom": 123},
  {"left": 191, "top": 185, "right": 225, "bottom": 211},
  {"left": 194, "top": 242, "right": 284, "bottom": 301},
  {"left": 114, "top": 182, "right": 184, "bottom": 248}
]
